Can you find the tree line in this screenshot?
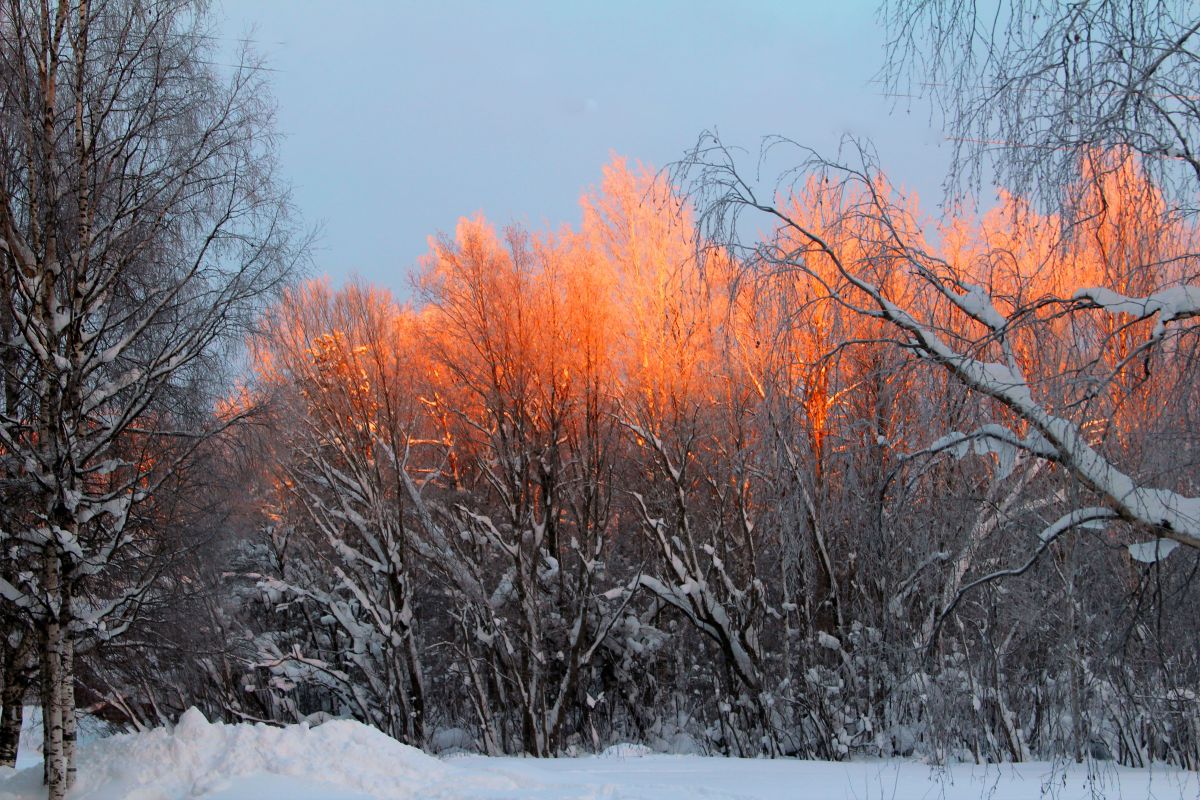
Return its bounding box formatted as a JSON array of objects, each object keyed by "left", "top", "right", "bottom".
[
  {"left": 1, "top": 1, "right": 1198, "bottom": 795},
  {"left": 192, "top": 154, "right": 1196, "bottom": 765}
]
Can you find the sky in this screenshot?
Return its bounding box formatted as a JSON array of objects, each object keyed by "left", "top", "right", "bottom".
[{"left": 218, "top": 0, "right": 950, "bottom": 297}]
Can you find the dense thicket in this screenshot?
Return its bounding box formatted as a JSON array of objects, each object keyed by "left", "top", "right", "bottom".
[
  {"left": 3, "top": 0, "right": 1198, "bottom": 783},
  {"left": 123, "top": 155, "right": 1199, "bottom": 767}
]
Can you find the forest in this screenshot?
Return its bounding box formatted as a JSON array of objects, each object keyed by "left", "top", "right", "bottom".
[{"left": 1, "top": 1, "right": 1199, "bottom": 798}]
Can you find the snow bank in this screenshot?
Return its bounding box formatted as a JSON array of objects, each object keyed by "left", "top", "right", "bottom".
[
  {"left": 599, "top": 742, "right": 653, "bottom": 758},
  {"left": 1, "top": 712, "right": 1197, "bottom": 799},
  {"left": 0, "top": 708, "right": 485, "bottom": 800}
]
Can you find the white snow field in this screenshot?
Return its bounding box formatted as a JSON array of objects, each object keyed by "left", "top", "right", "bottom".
[{"left": 0, "top": 709, "right": 1197, "bottom": 799}]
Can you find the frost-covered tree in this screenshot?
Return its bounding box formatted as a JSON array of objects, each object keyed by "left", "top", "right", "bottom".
[
  {"left": 252, "top": 282, "right": 429, "bottom": 744},
  {"left": 145, "top": 152, "right": 1199, "bottom": 767},
  {"left": 871, "top": 3, "right": 1200, "bottom": 555},
  {"left": 0, "top": 1, "right": 297, "bottom": 794},
  {"left": 682, "top": 135, "right": 1200, "bottom": 764},
  {"left": 882, "top": 0, "right": 1200, "bottom": 211},
  {"left": 417, "top": 218, "right": 632, "bottom": 756}
]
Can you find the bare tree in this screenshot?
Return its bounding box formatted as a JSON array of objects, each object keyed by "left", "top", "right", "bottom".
[
  {"left": 0, "top": 1, "right": 298, "bottom": 794},
  {"left": 881, "top": 0, "right": 1200, "bottom": 212},
  {"left": 680, "top": 131, "right": 1200, "bottom": 764},
  {"left": 686, "top": 133, "right": 1199, "bottom": 541},
  {"left": 417, "top": 219, "right": 629, "bottom": 756},
  {"left": 253, "top": 282, "right": 429, "bottom": 744}
]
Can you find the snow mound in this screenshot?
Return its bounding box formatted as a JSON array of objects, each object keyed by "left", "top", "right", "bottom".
[
  {"left": 600, "top": 742, "right": 653, "bottom": 758},
  {"left": 0, "top": 708, "right": 462, "bottom": 800},
  {"left": 428, "top": 726, "right": 476, "bottom": 754}
]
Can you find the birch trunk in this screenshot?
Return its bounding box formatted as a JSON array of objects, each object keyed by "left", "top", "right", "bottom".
[
  {"left": 42, "top": 548, "right": 66, "bottom": 799},
  {"left": 61, "top": 593, "right": 76, "bottom": 788},
  {"left": 41, "top": 694, "right": 48, "bottom": 788}
]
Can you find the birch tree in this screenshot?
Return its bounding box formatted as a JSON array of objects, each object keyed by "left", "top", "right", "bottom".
[
  {"left": 676, "top": 125, "right": 1200, "bottom": 757},
  {"left": 254, "top": 282, "right": 429, "bottom": 744},
  {"left": 0, "top": 1, "right": 297, "bottom": 794},
  {"left": 874, "top": 6, "right": 1200, "bottom": 548},
  {"left": 418, "top": 219, "right": 629, "bottom": 755},
  {"left": 882, "top": 0, "right": 1200, "bottom": 212},
  {"left": 686, "top": 134, "right": 1200, "bottom": 550}
]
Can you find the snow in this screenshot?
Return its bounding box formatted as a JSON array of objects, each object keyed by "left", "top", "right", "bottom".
[
  {"left": 1128, "top": 537, "right": 1181, "bottom": 563},
  {"left": 817, "top": 631, "right": 842, "bottom": 650},
  {"left": 956, "top": 283, "right": 1009, "bottom": 331},
  {"left": 598, "top": 742, "right": 653, "bottom": 758},
  {"left": 1075, "top": 284, "right": 1200, "bottom": 337},
  {"left": 0, "top": 709, "right": 508, "bottom": 800},
  {"left": 452, "top": 755, "right": 1200, "bottom": 799},
  {"left": 928, "top": 424, "right": 1024, "bottom": 479},
  {"left": 0, "top": 711, "right": 1197, "bottom": 799},
  {"left": 10, "top": 706, "right": 114, "bottom": 770},
  {"left": 1038, "top": 508, "right": 1117, "bottom": 543},
  {"left": 429, "top": 727, "right": 476, "bottom": 754}
]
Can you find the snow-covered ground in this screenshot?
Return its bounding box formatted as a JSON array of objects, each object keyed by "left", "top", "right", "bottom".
[{"left": 0, "top": 710, "right": 1196, "bottom": 799}]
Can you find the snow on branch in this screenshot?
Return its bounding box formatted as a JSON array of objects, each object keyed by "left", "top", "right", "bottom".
[
  {"left": 754, "top": 188, "right": 1200, "bottom": 550},
  {"left": 1127, "top": 537, "right": 1181, "bottom": 563},
  {"left": 952, "top": 283, "right": 1011, "bottom": 333},
  {"left": 1075, "top": 284, "right": 1200, "bottom": 339},
  {"left": 929, "top": 506, "right": 1119, "bottom": 646},
  {"left": 924, "top": 424, "right": 1057, "bottom": 479},
  {"left": 862, "top": 274, "right": 1200, "bottom": 549}
]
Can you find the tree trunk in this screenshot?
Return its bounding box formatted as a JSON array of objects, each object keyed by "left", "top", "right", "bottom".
[
  {"left": 0, "top": 632, "right": 32, "bottom": 770},
  {"left": 0, "top": 680, "right": 24, "bottom": 768},
  {"left": 42, "top": 549, "right": 66, "bottom": 800},
  {"left": 61, "top": 599, "right": 76, "bottom": 787},
  {"left": 403, "top": 630, "right": 426, "bottom": 746},
  {"left": 41, "top": 689, "right": 49, "bottom": 787}
]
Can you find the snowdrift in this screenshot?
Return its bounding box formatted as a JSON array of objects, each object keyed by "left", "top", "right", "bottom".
[
  {"left": 0, "top": 710, "right": 1197, "bottom": 799},
  {"left": 0, "top": 708, "right": 502, "bottom": 800}
]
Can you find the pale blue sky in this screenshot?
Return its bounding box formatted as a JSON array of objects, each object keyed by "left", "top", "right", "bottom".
[{"left": 219, "top": 1, "right": 948, "bottom": 295}]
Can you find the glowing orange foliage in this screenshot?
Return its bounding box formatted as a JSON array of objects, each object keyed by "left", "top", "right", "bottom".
[{"left": 251, "top": 152, "right": 1198, "bottom": 513}]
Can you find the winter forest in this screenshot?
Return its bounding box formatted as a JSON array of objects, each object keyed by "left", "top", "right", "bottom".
[{"left": 2, "top": 1, "right": 1200, "bottom": 799}]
